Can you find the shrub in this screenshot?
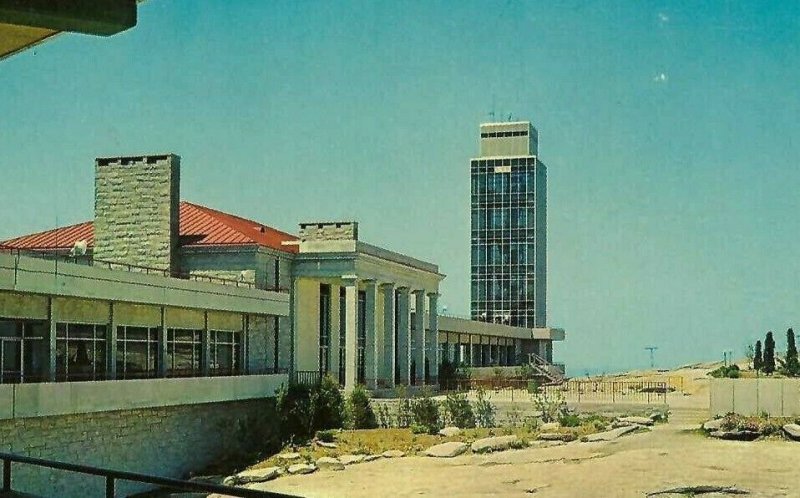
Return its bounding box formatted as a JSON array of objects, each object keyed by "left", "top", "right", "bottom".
[
  {"left": 517, "top": 363, "right": 536, "bottom": 380},
  {"left": 442, "top": 392, "right": 476, "bottom": 428},
  {"left": 439, "top": 358, "right": 470, "bottom": 390},
  {"left": 395, "top": 386, "right": 413, "bottom": 428},
  {"left": 315, "top": 429, "right": 336, "bottom": 443},
  {"left": 532, "top": 389, "right": 568, "bottom": 423},
  {"left": 473, "top": 387, "right": 496, "bottom": 428},
  {"left": 347, "top": 384, "right": 377, "bottom": 429},
  {"left": 410, "top": 389, "right": 442, "bottom": 434},
  {"left": 277, "top": 376, "right": 347, "bottom": 444},
  {"left": 559, "top": 414, "right": 581, "bottom": 427},
  {"left": 311, "top": 375, "right": 346, "bottom": 431},
  {"left": 708, "top": 364, "right": 740, "bottom": 379},
  {"left": 375, "top": 402, "right": 393, "bottom": 428},
  {"left": 506, "top": 402, "right": 523, "bottom": 428},
  {"left": 276, "top": 382, "right": 314, "bottom": 443},
  {"left": 524, "top": 416, "right": 540, "bottom": 432},
  {"left": 526, "top": 379, "right": 540, "bottom": 394}
]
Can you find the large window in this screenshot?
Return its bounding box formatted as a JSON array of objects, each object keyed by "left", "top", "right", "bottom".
[
  {"left": 319, "top": 285, "right": 331, "bottom": 376},
  {"left": 166, "top": 328, "right": 202, "bottom": 377},
  {"left": 117, "top": 326, "right": 158, "bottom": 379},
  {"left": 209, "top": 330, "right": 240, "bottom": 376},
  {"left": 357, "top": 290, "right": 366, "bottom": 385},
  {"left": 0, "top": 319, "right": 47, "bottom": 383},
  {"left": 55, "top": 323, "right": 106, "bottom": 381}
]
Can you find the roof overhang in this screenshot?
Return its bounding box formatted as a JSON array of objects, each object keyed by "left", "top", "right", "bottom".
[{"left": 0, "top": 0, "right": 138, "bottom": 61}]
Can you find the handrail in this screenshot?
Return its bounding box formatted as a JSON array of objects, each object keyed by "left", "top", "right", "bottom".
[
  {"left": 0, "top": 247, "right": 290, "bottom": 292},
  {"left": 0, "top": 452, "right": 300, "bottom": 498}
]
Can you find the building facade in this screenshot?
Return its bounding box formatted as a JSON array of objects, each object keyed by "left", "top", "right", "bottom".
[{"left": 470, "top": 121, "right": 550, "bottom": 359}]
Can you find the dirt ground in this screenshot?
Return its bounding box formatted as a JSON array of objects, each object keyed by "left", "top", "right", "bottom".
[{"left": 252, "top": 369, "right": 799, "bottom": 498}]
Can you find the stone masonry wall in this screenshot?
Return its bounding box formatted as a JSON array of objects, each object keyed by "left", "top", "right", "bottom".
[
  {"left": 298, "top": 221, "right": 358, "bottom": 242},
  {"left": 0, "top": 398, "right": 276, "bottom": 498},
  {"left": 94, "top": 154, "right": 181, "bottom": 274}
]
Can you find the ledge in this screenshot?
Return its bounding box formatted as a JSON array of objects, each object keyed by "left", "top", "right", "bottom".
[{"left": 2, "top": 374, "right": 288, "bottom": 420}]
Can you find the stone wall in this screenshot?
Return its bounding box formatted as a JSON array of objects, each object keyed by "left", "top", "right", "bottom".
[
  {"left": 94, "top": 154, "right": 181, "bottom": 273},
  {"left": 0, "top": 398, "right": 277, "bottom": 498},
  {"left": 298, "top": 221, "right": 358, "bottom": 242}
]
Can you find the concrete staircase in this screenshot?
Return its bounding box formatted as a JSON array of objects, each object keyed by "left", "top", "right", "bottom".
[{"left": 527, "top": 352, "right": 566, "bottom": 385}]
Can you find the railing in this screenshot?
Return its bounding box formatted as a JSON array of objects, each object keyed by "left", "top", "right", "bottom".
[
  {"left": 0, "top": 246, "right": 291, "bottom": 292},
  {"left": 292, "top": 370, "right": 322, "bottom": 386},
  {"left": 0, "top": 452, "right": 300, "bottom": 498},
  {"left": 440, "top": 379, "right": 670, "bottom": 404}
]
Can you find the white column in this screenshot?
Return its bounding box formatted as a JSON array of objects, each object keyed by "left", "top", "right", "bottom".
[
  {"left": 427, "top": 292, "right": 439, "bottom": 385},
  {"left": 413, "top": 290, "right": 426, "bottom": 385},
  {"left": 396, "top": 287, "right": 411, "bottom": 386},
  {"left": 381, "top": 283, "right": 396, "bottom": 388},
  {"left": 343, "top": 277, "right": 359, "bottom": 392},
  {"left": 364, "top": 280, "right": 379, "bottom": 389}
]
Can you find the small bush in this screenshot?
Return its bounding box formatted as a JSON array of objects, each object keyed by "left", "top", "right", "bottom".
[
  {"left": 311, "top": 375, "right": 346, "bottom": 430},
  {"left": 506, "top": 402, "right": 523, "bottom": 428},
  {"left": 347, "top": 384, "right": 377, "bottom": 429},
  {"left": 410, "top": 424, "right": 429, "bottom": 435},
  {"left": 473, "top": 387, "right": 497, "bottom": 428},
  {"left": 443, "top": 392, "right": 476, "bottom": 428},
  {"left": 524, "top": 416, "right": 540, "bottom": 432},
  {"left": 559, "top": 414, "right": 581, "bottom": 427},
  {"left": 517, "top": 364, "right": 537, "bottom": 380},
  {"left": 276, "top": 382, "right": 314, "bottom": 443},
  {"left": 315, "top": 429, "right": 336, "bottom": 443},
  {"left": 411, "top": 389, "right": 442, "bottom": 434},
  {"left": 532, "top": 389, "right": 568, "bottom": 423},
  {"left": 708, "top": 365, "right": 741, "bottom": 379},
  {"left": 526, "top": 380, "right": 540, "bottom": 394},
  {"left": 395, "top": 386, "right": 413, "bottom": 428},
  {"left": 375, "top": 402, "right": 393, "bottom": 428}
]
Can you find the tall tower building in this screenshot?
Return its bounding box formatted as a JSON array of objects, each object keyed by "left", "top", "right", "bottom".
[{"left": 470, "top": 121, "right": 547, "bottom": 329}]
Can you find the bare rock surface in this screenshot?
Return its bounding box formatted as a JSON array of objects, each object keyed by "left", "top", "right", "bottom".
[
  {"left": 425, "top": 441, "right": 469, "bottom": 458},
  {"left": 339, "top": 454, "right": 366, "bottom": 465},
  {"left": 287, "top": 463, "right": 317, "bottom": 475},
  {"left": 438, "top": 426, "right": 462, "bottom": 437},
  {"left": 316, "top": 456, "right": 345, "bottom": 471},
  {"left": 276, "top": 452, "right": 302, "bottom": 462},
  {"left": 782, "top": 424, "right": 800, "bottom": 440},
  {"left": 471, "top": 435, "right": 520, "bottom": 453},
  {"left": 382, "top": 450, "right": 405, "bottom": 458},
  {"left": 702, "top": 418, "right": 725, "bottom": 431},
  {"left": 222, "top": 467, "right": 281, "bottom": 486},
  {"left": 617, "top": 416, "right": 654, "bottom": 426},
  {"left": 584, "top": 425, "right": 638, "bottom": 442}
]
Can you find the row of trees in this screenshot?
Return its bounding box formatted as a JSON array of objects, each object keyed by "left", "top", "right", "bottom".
[{"left": 751, "top": 328, "right": 800, "bottom": 376}]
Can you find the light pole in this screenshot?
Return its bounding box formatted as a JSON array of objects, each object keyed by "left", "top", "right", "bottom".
[{"left": 645, "top": 346, "right": 658, "bottom": 369}]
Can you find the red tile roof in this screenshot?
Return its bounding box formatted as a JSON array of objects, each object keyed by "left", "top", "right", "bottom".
[{"left": 1, "top": 201, "right": 298, "bottom": 254}]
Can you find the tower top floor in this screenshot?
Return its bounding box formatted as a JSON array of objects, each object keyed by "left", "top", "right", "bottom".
[{"left": 479, "top": 121, "right": 538, "bottom": 158}]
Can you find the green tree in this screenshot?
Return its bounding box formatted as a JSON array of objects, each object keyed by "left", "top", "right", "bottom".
[
  {"left": 754, "top": 340, "right": 763, "bottom": 372},
  {"left": 786, "top": 328, "right": 799, "bottom": 376},
  {"left": 764, "top": 332, "right": 776, "bottom": 375}
]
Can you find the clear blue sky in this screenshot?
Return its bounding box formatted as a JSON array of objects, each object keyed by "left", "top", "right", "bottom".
[{"left": 2, "top": 1, "right": 799, "bottom": 375}]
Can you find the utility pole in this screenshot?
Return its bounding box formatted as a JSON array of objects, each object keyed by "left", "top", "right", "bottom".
[{"left": 645, "top": 346, "right": 658, "bottom": 369}]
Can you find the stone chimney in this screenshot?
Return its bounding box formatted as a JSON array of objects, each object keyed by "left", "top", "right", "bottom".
[{"left": 94, "top": 154, "right": 181, "bottom": 274}]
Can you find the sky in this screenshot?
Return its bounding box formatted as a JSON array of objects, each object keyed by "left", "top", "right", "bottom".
[{"left": 2, "top": 1, "right": 800, "bottom": 375}]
